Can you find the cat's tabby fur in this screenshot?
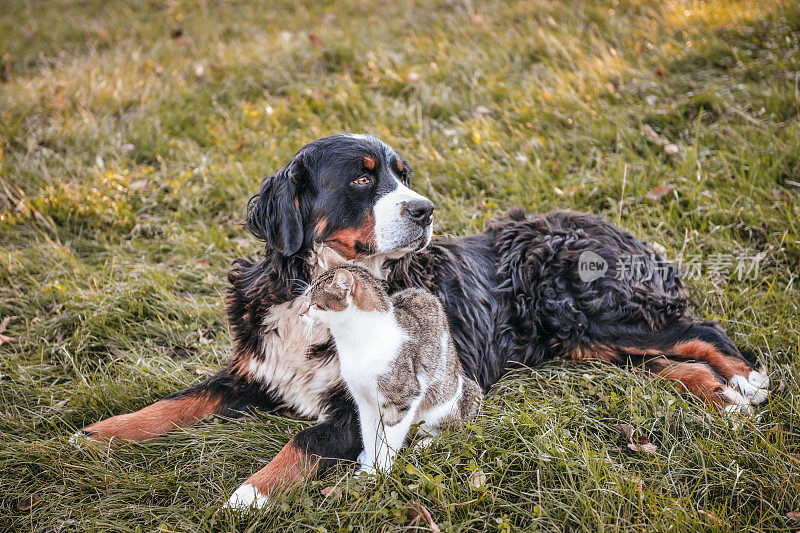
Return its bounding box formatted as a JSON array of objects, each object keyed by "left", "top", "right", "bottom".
[{"left": 305, "top": 263, "right": 482, "bottom": 473}]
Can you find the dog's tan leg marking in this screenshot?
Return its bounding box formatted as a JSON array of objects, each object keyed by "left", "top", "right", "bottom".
[
  {"left": 646, "top": 357, "right": 752, "bottom": 413},
  {"left": 225, "top": 438, "right": 319, "bottom": 509},
  {"left": 671, "top": 340, "right": 769, "bottom": 404},
  {"left": 78, "top": 392, "right": 221, "bottom": 442}
]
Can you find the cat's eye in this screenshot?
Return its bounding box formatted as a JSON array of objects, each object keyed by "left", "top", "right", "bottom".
[{"left": 351, "top": 175, "right": 371, "bottom": 186}]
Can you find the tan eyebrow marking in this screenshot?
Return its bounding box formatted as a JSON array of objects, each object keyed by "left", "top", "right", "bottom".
[
  {"left": 363, "top": 156, "right": 375, "bottom": 170},
  {"left": 395, "top": 158, "right": 403, "bottom": 172}
]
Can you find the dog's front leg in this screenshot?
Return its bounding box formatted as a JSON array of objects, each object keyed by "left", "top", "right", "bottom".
[{"left": 225, "top": 396, "right": 361, "bottom": 509}]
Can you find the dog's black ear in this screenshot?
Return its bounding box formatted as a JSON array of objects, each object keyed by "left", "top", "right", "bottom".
[
  {"left": 397, "top": 155, "right": 413, "bottom": 187},
  {"left": 246, "top": 155, "right": 307, "bottom": 256}
]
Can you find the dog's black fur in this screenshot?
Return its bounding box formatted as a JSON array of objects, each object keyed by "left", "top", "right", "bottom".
[{"left": 81, "top": 134, "right": 764, "bottom": 499}]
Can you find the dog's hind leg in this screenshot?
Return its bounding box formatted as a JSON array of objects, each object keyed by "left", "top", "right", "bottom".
[
  {"left": 641, "top": 356, "right": 753, "bottom": 414},
  {"left": 570, "top": 319, "right": 769, "bottom": 410},
  {"left": 622, "top": 320, "right": 769, "bottom": 405},
  {"left": 73, "top": 369, "right": 282, "bottom": 443}
]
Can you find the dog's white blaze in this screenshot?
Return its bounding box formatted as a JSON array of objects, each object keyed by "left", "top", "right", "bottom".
[
  {"left": 225, "top": 483, "right": 269, "bottom": 510},
  {"left": 373, "top": 176, "right": 431, "bottom": 253}
]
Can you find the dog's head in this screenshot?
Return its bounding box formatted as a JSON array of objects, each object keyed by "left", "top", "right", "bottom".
[{"left": 246, "top": 134, "right": 434, "bottom": 261}]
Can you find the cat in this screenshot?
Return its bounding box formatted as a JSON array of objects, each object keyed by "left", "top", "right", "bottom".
[{"left": 303, "top": 256, "right": 482, "bottom": 475}]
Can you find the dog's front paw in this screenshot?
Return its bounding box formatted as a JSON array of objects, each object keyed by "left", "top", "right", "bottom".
[
  {"left": 68, "top": 430, "right": 96, "bottom": 447},
  {"left": 224, "top": 483, "right": 269, "bottom": 510}
]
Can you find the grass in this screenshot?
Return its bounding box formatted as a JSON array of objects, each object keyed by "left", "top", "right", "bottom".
[{"left": 1, "top": 0, "right": 799, "bottom": 530}]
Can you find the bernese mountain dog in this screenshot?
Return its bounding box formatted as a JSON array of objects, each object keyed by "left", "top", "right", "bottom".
[{"left": 74, "top": 134, "right": 769, "bottom": 508}]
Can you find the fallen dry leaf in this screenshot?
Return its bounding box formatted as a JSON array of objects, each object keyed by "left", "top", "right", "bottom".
[
  {"left": 309, "top": 33, "right": 324, "bottom": 47},
  {"left": 620, "top": 473, "right": 644, "bottom": 490},
  {"left": 613, "top": 423, "right": 634, "bottom": 441},
  {"left": 403, "top": 501, "right": 441, "bottom": 533},
  {"left": 320, "top": 485, "right": 342, "bottom": 499},
  {"left": 0, "top": 333, "right": 17, "bottom": 345},
  {"left": 719, "top": 125, "right": 742, "bottom": 139},
  {"left": 697, "top": 509, "right": 724, "bottom": 526},
  {"left": 613, "top": 423, "right": 658, "bottom": 455},
  {"left": 646, "top": 184, "right": 675, "bottom": 201},
  {"left": 641, "top": 124, "right": 661, "bottom": 142},
  {"left": 628, "top": 436, "right": 658, "bottom": 455},
  {"left": 109, "top": 347, "right": 125, "bottom": 358},
  {"left": 786, "top": 512, "right": 800, "bottom": 525},
  {"left": 43, "top": 399, "right": 69, "bottom": 414},
  {"left": 0, "top": 317, "right": 10, "bottom": 334},
  {"left": 641, "top": 124, "right": 682, "bottom": 160},
  {"left": 663, "top": 144, "right": 679, "bottom": 157},
  {"left": 17, "top": 494, "right": 42, "bottom": 511},
  {"left": 406, "top": 71, "right": 422, "bottom": 84},
  {"left": 170, "top": 345, "right": 196, "bottom": 360},
  {"left": 467, "top": 469, "right": 487, "bottom": 491}
]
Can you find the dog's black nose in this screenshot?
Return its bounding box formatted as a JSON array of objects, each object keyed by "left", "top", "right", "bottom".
[{"left": 404, "top": 199, "right": 434, "bottom": 226}]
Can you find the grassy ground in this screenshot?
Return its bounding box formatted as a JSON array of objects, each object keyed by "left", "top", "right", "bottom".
[{"left": 1, "top": 0, "right": 799, "bottom": 530}]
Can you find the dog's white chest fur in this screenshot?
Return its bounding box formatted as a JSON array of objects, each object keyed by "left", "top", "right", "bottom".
[{"left": 247, "top": 298, "right": 341, "bottom": 418}]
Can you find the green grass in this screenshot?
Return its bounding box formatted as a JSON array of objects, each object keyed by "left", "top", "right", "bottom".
[{"left": 1, "top": 0, "right": 799, "bottom": 530}]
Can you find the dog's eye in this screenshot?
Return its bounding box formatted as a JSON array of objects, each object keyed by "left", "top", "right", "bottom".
[{"left": 351, "top": 175, "right": 371, "bottom": 186}]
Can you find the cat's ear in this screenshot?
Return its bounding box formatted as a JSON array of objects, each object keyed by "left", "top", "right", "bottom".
[
  {"left": 319, "top": 245, "right": 348, "bottom": 270},
  {"left": 333, "top": 269, "right": 354, "bottom": 291}
]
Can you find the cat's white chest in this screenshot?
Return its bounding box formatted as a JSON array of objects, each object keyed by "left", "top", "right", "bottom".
[{"left": 328, "top": 311, "right": 406, "bottom": 399}]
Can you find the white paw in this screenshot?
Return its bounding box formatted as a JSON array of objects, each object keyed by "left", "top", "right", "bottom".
[
  {"left": 68, "top": 431, "right": 90, "bottom": 446},
  {"left": 730, "top": 369, "right": 769, "bottom": 405},
  {"left": 355, "top": 451, "right": 376, "bottom": 477},
  {"left": 720, "top": 387, "right": 754, "bottom": 416},
  {"left": 355, "top": 451, "right": 377, "bottom": 477},
  {"left": 224, "top": 483, "right": 269, "bottom": 510},
  {"left": 722, "top": 404, "right": 748, "bottom": 430},
  {"left": 415, "top": 436, "right": 435, "bottom": 449}
]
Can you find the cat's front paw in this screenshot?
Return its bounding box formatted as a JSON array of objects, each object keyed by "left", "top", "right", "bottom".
[{"left": 355, "top": 450, "right": 378, "bottom": 477}]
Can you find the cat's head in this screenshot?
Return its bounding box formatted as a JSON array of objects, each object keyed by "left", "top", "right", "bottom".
[{"left": 305, "top": 255, "right": 392, "bottom": 327}]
